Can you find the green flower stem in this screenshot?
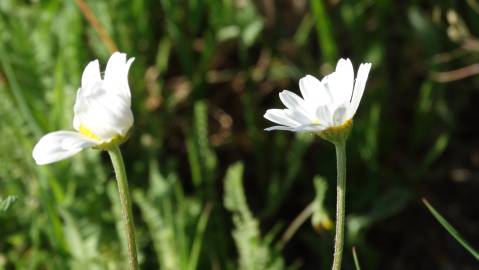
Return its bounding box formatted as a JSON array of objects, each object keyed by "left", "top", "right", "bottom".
[
  {"left": 332, "top": 141, "right": 347, "bottom": 270},
  {"left": 108, "top": 146, "right": 139, "bottom": 270}
]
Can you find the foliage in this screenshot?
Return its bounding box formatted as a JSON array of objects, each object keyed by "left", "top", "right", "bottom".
[
  {"left": 0, "top": 196, "right": 16, "bottom": 212},
  {"left": 0, "top": 0, "right": 478, "bottom": 269},
  {"left": 423, "top": 199, "right": 479, "bottom": 261},
  {"left": 352, "top": 247, "right": 361, "bottom": 270},
  {"left": 223, "top": 162, "right": 284, "bottom": 270}
]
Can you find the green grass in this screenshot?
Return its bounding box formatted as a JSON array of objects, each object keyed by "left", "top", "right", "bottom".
[
  {"left": 423, "top": 199, "right": 479, "bottom": 261},
  {"left": 0, "top": 0, "right": 478, "bottom": 269}
]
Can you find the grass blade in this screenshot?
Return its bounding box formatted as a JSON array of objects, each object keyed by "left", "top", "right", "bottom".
[
  {"left": 310, "top": 0, "right": 338, "bottom": 63},
  {"left": 0, "top": 47, "right": 42, "bottom": 136},
  {"left": 187, "top": 202, "right": 212, "bottom": 270},
  {"left": 352, "top": 246, "right": 361, "bottom": 270},
  {"left": 422, "top": 198, "right": 479, "bottom": 261},
  {"left": 0, "top": 196, "right": 17, "bottom": 212}
]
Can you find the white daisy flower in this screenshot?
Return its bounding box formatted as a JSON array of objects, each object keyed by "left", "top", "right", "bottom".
[
  {"left": 32, "top": 52, "right": 135, "bottom": 165},
  {"left": 264, "top": 58, "right": 371, "bottom": 136}
]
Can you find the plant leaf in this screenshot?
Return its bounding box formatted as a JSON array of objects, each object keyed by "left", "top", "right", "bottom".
[
  {"left": 422, "top": 198, "right": 479, "bottom": 261},
  {"left": 0, "top": 196, "right": 17, "bottom": 212},
  {"left": 352, "top": 246, "right": 362, "bottom": 270}
]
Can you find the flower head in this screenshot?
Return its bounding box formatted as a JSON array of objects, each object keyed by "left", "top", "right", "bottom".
[
  {"left": 32, "top": 52, "right": 135, "bottom": 165},
  {"left": 264, "top": 58, "right": 371, "bottom": 141}
]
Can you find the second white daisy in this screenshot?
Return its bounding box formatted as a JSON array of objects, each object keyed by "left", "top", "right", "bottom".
[{"left": 264, "top": 58, "right": 371, "bottom": 133}]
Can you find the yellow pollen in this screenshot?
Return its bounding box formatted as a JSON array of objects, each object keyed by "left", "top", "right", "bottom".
[
  {"left": 79, "top": 125, "right": 100, "bottom": 141},
  {"left": 79, "top": 124, "right": 127, "bottom": 149},
  {"left": 326, "top": 118, "right": 353, "bottom": 133}
]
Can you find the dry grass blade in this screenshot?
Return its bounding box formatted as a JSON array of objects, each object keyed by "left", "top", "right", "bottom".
[{"left": 74, "top": 0, "right": 118, "bottom": 53}]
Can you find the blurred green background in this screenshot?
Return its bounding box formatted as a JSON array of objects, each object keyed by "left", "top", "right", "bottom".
[{"left": 1, "top": 0, "right": 479, "bottom": 269}]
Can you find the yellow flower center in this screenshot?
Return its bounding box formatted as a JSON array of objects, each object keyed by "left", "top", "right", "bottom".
[
  {"left": 325, "top": 118, "right": 353, "bottom": 133},
  {"left": 79, "top": 124, "right": 126, "bottom": 149},
  {"left": 79, "top": 125, "right": 101, "bottom": 141}
]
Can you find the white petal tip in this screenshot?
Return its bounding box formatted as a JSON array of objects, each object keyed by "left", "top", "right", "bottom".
[
  {"left": 111, "top": 51, "right": 124, "bottom": 57},
  {"left": 301, "top": 74, "right": 317, "bottom": 81},
  {"left": 264, "top": 126, "right": 296, "bottom": 132},
  {"left": 360, "top": 63, "right": 372, "bottom": 69},
  {"left": 32, "top": 131, "right": 96, "bottom": 166}
]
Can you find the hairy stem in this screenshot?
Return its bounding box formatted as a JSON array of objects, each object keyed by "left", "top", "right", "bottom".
[
  {"left": 108, "top": 146, "right": 138, "bottom": 270},
  {"left": 332, "top": 142, "right": 347, "bottom": 270}
]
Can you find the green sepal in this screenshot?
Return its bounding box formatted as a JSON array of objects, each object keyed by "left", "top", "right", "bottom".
[{"left": 318, "top": 119, "right": 353, "bottom": 144}]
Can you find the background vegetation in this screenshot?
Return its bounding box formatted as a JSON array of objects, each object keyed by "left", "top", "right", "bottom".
[{"left": 1, "top": 0, "right": 479, "bottom": 269}]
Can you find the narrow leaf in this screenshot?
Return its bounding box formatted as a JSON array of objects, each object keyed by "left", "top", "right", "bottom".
[
  {"left": 423, "top": 198, "right": 479, "bottom": 261},
  {"left": 352, "top": 246, "right": 361, "bottom": 270},
  {"left": 187, "top": 203, "right": 212, "bottom": 270},
  {"left": 0, "top": 196, "right": 17, "bottom": 212}
]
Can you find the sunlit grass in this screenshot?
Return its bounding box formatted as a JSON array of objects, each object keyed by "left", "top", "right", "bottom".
[{"left": 0, "top": 0, "right": 478, "bottom": 269}]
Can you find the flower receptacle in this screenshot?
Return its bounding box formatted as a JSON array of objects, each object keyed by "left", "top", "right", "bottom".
[
  {"left": 318, "top": 119, "right": 352, "bottom": 144},
  {"left": 95, "top": 134, "right": 128, "bottom": 150},
  {"left": 79, "top": 124, "right": 129, "bottom": 150}
]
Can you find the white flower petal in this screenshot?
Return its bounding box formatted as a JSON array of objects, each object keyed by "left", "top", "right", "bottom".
[
  {"left": 104, "top": 52, "right": 134, "bottom": 98},
  {"left": 332, "top": 103, "right": 348, "bottom": 126},
  {"left": 74, "top": 89, "right": 133, "bottom": 139},
  {"left": 315, "top": 105, "right": 332, "bottom": 126},
  {"left": 32, "top": 131, "right": 97, "bottom": 165},
  {"left": 327, "top": 58, "right": 354, "bottom": 106},
  {"left": 320, "top": 73, "right": 337, "bottom": 108},
  {"left": 279, "top": 90, "right": 305, "bottom": 110},
  {"left": 348, "top": 63, "right": 371, "bottom": 119},
  {"left": 264, "top": 109, "right": 300, "bottom": 128},
  {"left": 264, "top": 125, "right": 297, "bottom": 131},
  {"left": 81, "top": 60, "right": 101, "bottom": 90},
  {"left": 105, "top": 52, "right": 126, "bottom": 79},
  {"left": 280, "top": 90, "right": 319, "bottom": 118},
  {"left": 294, "top": 123, "right": 326, "bottom": 132},
  {"left": 73, "top": 88, "right": 83, "bottom": 131},
  {"left": 299, "top": 75, "right": 332, "bottom": 106},
  {"left": 289, "top": 109, "right": 313, "bottom": 125}
]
